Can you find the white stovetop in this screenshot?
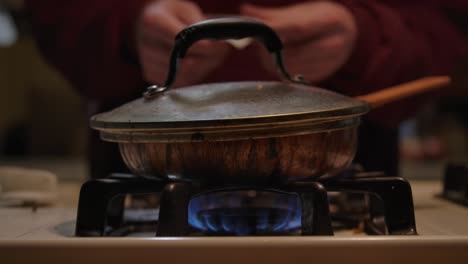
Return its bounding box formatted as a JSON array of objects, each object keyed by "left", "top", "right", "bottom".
[{"left": 1, "top": 180, "right": 468, "bottom": 263}]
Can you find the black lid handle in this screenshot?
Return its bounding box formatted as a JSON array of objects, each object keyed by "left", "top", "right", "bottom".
[
  {"left": 176, "top": 17, "right": 283, "bottom": 57},
  {"left": 144, "top": 17, "right": 306, "bottom": 99}
]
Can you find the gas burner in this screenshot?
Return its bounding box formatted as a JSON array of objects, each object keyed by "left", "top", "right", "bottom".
[
  {"left": 75, "top": 172, "right": 417, "bottom": 237},
  {"left": 188, "top": 189, "right": 302, "bottom": 235}
]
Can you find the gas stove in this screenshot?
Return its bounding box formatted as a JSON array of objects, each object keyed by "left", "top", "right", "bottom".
[
  {"left": 2, "top": 163, "right": 468, "bottom": 264},
  {"left": 75, "top": 169, "right": 416, "bottom": 237}
]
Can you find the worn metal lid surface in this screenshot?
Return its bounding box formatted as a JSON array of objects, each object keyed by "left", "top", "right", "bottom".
[{"left": 91, "top": 81, "right": 369, "bottom": 142}]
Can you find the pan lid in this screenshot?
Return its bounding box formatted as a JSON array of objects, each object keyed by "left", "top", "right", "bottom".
[
  {"left": 90, "top": 18, "right": 369, "bottom": 142},
  {"left": 91, "top": 81, "right": 368, "bottom": 142}
]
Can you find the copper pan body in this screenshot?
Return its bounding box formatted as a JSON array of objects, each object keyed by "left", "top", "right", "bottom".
[{"left": 118, "top": 126, "right": 357, "bottom": 184}]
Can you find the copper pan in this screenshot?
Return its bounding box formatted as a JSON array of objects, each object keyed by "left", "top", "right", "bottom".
[{"left": 91, "top": 18, "right": 450, "bottom": 184}]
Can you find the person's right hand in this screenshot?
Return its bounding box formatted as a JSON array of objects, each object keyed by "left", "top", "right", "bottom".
[{"left": 136, "top": 0, "right": 230, "bottom": 87}]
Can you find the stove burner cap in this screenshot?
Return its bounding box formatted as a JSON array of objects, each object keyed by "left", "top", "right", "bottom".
[{"left": 188, "top": 189, "right": 301, "bottom": 235}]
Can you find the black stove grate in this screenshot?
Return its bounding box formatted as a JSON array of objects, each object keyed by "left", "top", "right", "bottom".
[
  {"left": 75, "top": 173, "right": 417, "bottom": 237},
  {"left": 442, "top": 163, "right": 468, "bottom": 206}
]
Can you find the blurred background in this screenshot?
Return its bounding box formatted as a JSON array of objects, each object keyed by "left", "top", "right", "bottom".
[
  {"left": 0, "top": 0, "right": 87, "bottom": 181},
  {"left": 0, "top": 0, "right": 467, "bottom": 181}
]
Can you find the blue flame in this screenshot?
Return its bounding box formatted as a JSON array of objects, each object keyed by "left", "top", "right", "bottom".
[{"left": 188, "top": 189, "right": 301, "bottom": 235}]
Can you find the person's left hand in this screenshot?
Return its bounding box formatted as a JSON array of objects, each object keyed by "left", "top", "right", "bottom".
[{"left": 241, "top": 1, "right": 357, "bottom": 83}]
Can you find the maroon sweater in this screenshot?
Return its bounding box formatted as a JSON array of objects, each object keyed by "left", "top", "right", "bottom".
[{"left": 27, "top": 1, "right": 467, "bottom": 125}]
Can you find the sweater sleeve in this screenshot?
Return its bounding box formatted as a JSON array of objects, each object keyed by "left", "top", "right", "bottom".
[
  {"left": 26, "top": 0, "right": 151, "bottom": 100},
  {"left": 325, "top": 0, "right": 468, "bottom": 126}
]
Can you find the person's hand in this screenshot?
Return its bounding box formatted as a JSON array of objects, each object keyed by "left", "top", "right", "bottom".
[
  {"left": 137, "top": 0, "right": 230, "bottom": 87},
  {"left": 241, "top": 1, "right": 357, "bottom": 83}
]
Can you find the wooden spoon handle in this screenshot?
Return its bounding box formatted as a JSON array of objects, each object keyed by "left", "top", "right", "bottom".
[{"left": 356, "top": 76, "right": 451, "bottom": 109}]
